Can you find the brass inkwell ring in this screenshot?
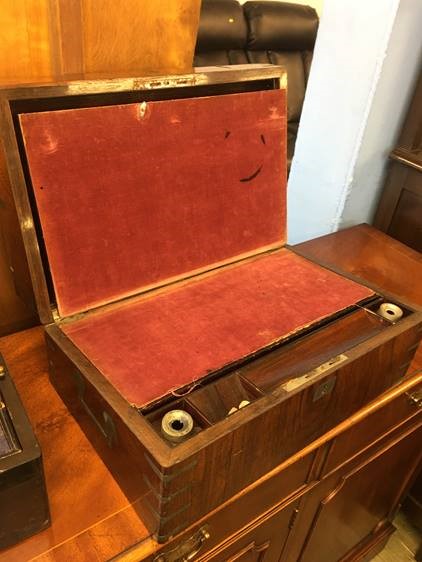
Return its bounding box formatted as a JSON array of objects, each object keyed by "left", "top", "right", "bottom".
[{"left": 161, "top": 410, "right": 194, "bottom": 443}]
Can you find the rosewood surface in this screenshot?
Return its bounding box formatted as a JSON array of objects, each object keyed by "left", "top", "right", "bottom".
[{"left": 43, "top": 297, "right": 421, "bottom": 541}]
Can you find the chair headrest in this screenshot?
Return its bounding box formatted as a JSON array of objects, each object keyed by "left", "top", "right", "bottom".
[
  {"left": 196, "top": 0, "right": 248, "bottom": 52},
  {"left": 244, "top": 1, "right": 319, "bottom": 51}
]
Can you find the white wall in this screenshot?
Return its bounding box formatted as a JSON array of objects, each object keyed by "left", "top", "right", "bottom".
[
  {"left": 287, "top": 0, "right": 422, "bottom": 244},
  {"left": 340, "top": 0, "right": 422, "bottom": 228}
]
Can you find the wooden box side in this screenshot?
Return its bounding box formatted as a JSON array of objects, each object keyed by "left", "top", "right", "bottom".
[
  {"left": 158, "top": 316, "right": 421, "bottom": 539},
  {"left": 44, "top": 327, "right": 168, "bottom": 537},
  {"left": 44, "top": 308, "right": 422, "bottom": 540}
]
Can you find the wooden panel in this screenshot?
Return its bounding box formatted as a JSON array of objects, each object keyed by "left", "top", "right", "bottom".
[
  {"left": 374, "top": 161, "right": 422, "bottom": 253},
  {"left": 200, "top": 500, "right": 298, "bottom": 562},
  {"left": 81, "top": 0, "right": 200, "bottom": 76},
  {"left": 0, "top": 1, "right": 52, "bottom": 83},
  {"left": 299, "top": 425, "right": 422, "bottom": 562},
  {"left": 130, "top": 455, "right": 311, "bottom": 561},
  {"left": 395, "top": 71, "right": 422, "bottom": 151},
  {"left": 0, "top": 221, "right": 34, "bottom": 335},
  {"left": 374, "top": 162, "right": 410, "bottom": 232},
  {"left": 0, "top": 140, "right": 37, "bottom": 336},
  {"left": 240, "top": 309, "right": 388, "bottom": 392},
  {"left": 374, "top": 69, "right": 422, "bottom": 251},
  {"left": 156, "top": 324, "right": 421, "bottom": 540},
  {"left": 388, "top": 178, "right": 422, "bottom": 252},
  {"left": 322, "top": 380, "right": 422, "bottom": 476},
  {"left": 0, "top": 1, "right": 47, "bottom": 334},
  {"left": 403, "top": 473, "right": 422, "bottom": 532},
  {"left": 0, "top": 0, "right": 201, "bottom": 83}
]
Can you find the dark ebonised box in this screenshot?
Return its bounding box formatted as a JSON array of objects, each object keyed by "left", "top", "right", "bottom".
[{"left": 0, "top": 354, "right": 49, "bottom": 551}]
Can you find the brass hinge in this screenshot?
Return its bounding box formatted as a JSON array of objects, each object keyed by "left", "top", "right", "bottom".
[{"left": 51, "top": 306, "right": 60, "bottom": 322}]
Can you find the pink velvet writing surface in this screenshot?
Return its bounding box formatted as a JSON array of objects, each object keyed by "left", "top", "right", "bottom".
[
  {"left": 19, "top": 89, "right": 286, "bottom": 317},
  {"left": 61, "top": 250, "right": 374, "bottom": 408}
]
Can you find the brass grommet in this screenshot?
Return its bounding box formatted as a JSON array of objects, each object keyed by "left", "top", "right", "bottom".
[{"left": 161, "top": 410, "right": 194, "bottom": 443}]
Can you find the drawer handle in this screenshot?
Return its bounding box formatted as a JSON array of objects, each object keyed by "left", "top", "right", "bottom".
[
  {"left": 154, "top": 526, "right": 210, "bottom": 562},
  {"left": 406, "top": 390, "right": 422, "bottom": 408},
  {"left": 227, "top": 540, "right": 271, "bottom": 561}
]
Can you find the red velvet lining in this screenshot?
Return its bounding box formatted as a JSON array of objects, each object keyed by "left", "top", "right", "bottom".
[
  {"left": 20, "top": 90, "right": 286, "bottom": 317},
  {"left": 61, "top": 250, "right": 373, "bottom": 408}
]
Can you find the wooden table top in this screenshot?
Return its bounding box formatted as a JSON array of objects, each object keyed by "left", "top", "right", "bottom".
[
  {"left": 0, "top": 326, "right": 154, "bottom": 562},
  {"left": 295, "top": 223, "right": 422, "bottom": 308},
  {"left": 0, "top": 224, "right": 420, "bottom": 561}
]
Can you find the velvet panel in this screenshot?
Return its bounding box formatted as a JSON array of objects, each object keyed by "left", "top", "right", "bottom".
[
  {"left": 61, "top": 250, "right": 374, "bottom": 408},
  {"left": 19, "top": 89, "right": 287, "bottom": 317}
]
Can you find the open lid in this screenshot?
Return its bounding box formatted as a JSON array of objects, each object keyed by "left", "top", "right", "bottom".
[{"left": 2, "top": 66, "right": 287, "bottom": 320}]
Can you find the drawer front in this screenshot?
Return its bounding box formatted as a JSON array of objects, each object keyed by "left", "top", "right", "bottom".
[
  {"left": 300, "top": 424, "right": 422, "bottom": 562},
  {"left": 199, "top": 500, "right": 300, "bottom": 562},
  {"left": 151, "top": 499, "right": 300, "bottom": 562},
  {"left": 321, "top": 377, "right": 422, "bottom": 477}
]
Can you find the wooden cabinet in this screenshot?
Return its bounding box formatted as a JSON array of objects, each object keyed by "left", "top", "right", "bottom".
[
  {"left": 205, "top": 398, "right": 422, "bottom": 562},
  {"left": 374, "top": 71, "right": 422, "bottom": 252},
  {"left": 198, "top": 501, "right": 299, "bottom": 562},
  {"left": 100, "top": 227, "right": 422, "bottom": 562},
  {"left": 297, "top": 425, "right": 422, "bottom": 562}
]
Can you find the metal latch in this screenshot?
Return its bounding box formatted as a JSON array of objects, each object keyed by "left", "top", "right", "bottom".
[
  {"left": 280, "top": 354, "right": 347, "bottom": 393},
  {"left": 406, "top": 389, "right": 422, "bottom": 409}
]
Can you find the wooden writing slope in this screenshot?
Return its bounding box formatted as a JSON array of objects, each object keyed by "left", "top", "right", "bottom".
[{"left": 0, "top": 64, "right": 421, "bottom": 549}]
